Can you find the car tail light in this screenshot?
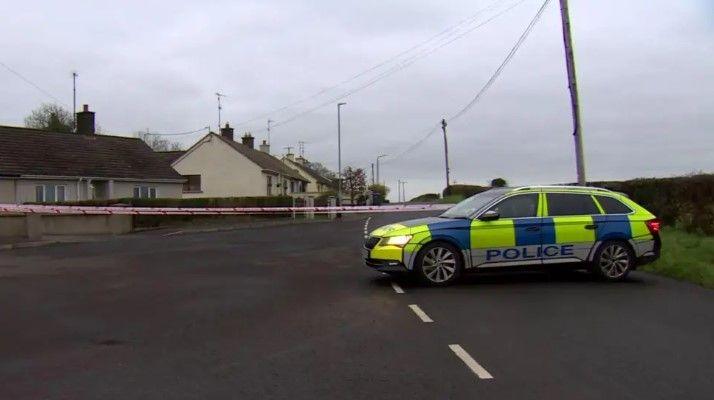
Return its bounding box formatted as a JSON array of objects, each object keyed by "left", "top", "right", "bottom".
[{"left": 645, "top": 218, "right": 661, "bottom": 235}]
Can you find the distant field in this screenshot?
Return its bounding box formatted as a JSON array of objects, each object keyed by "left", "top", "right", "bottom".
[{"left": 643, "top": 228, "right": 714, "bottom": 289}]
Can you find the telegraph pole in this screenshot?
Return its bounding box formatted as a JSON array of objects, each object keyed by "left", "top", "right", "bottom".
[
  {"left": 337, "top": 102, "right": 346, "bottom": 206},
  {"left": 371, "top": 163, "right": 375, "bottom": 185},
  {"left": 441, "top": 118, "right": 451, "bottom": 190},
  {"left": 284, "top": 146, "right": 294, "bottom": 155},
  {"left": 559, "top": 0, "right": 586, "bottom": 185},
  {"left": 298, "top": 141, "right": 306, "bottom": 157},
  {"left": 72, "top": 71, "right": 78, "bottom": 131},
  {"left": 267, "top": 119, "right": 274, "bottom": 144}
]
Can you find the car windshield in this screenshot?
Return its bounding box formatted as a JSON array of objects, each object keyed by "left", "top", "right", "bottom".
[{"left": 439, "top": 189, "right": 509, "bottom": 219}]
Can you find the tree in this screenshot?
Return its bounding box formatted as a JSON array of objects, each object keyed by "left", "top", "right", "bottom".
[
  {"left": 490, "top": 178, "right": 508, "bottom": 187},
  {"left": 24, "top": 103, "right": 74, "bottom": 133},
  {"left": 368, "top": 183, "right": 390, "bottom": 197},
  {"left": 136, "top": 131, "right": 183, "bottom": 151},
  {"left": 307, "top": 161, "right": 337, "bottom": 180},
  {"left": 342, "top": 166, "right": 366, "bottom": 205}
]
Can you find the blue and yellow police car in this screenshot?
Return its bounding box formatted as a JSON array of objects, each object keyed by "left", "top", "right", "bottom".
[{"left": 364, "top": 186, "right": 661, "bottom": 285}]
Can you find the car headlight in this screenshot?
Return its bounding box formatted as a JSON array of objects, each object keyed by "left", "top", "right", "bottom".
[{"left": 383, "top": 235, "right": 413, "bottom": 247}]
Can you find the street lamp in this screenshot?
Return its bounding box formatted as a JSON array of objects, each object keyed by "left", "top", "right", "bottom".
[
  {"left": 337, "top": 102, "right": 346, "bottom": 206},
  {"left": 376, "top": 154, "right": 388, "bottom": 186}
]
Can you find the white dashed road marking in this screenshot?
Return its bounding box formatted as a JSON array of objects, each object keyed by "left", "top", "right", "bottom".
[
  {"left": 391, "top": 282, "right": 405, "bottom": 294},
  {"left": 162, "top": 230, "right": 184, "bottom": 237},
  {"left": 363, "top": 217, "right": 372, "bottom": 237},
  {"left": 448, "top": 344, "right": 494, "bottom": 380},
  {"left": 408, "top": 304, "right": 433, "bottom": 323}
]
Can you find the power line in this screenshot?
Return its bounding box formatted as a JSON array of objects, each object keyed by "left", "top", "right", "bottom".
[
  {"left": 1, "top": 61, "right": 68, "bottom": 106},
  {"left": 386, "top": 0, "right": 552, "bottom": 163},
  {"left": 236, "top": 0, "right": 528, "bottom": 132},
  {"left": 262, "top": 0, "right": 529, "bottom": 132},
  {"left": 145, "top": 126, "right": 210, "bottom": 136}
]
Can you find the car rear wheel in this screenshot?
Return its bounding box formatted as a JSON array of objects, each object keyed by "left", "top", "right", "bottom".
[
  {"left": 415, "top": 242, "right": 462, "bottom": 286},
  {"left": 592, "top": 240, "right": 634, "bottom": 281}
]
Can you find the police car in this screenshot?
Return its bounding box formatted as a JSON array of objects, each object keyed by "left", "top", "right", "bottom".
[{"left": 364, "top": 186, "right": 661, "bottom": 285}]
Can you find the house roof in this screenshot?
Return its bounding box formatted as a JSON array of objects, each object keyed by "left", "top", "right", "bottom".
[
  {"left": 156, "top": 150, "right": 186, "bottom": 165},
  {"left": 0, "top": 125, "right": 184, "bottom": 181},
  {"left": 212, "top": 134, "right": 307, "bottom": 181},
  {"left": 283, "top": 157, "right": 335, "bottom": 187}
]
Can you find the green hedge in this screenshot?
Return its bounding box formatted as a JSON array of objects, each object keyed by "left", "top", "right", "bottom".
[
  {"left": 410, "top": 193, "right": 440, "bottom": 202},
  {"left": 30, "top": 196, "right": 294, "bottom": 208},
  {"left": 592, "top": 174, "right": 714, "bottom": 235},
  {"left": 442, "top": 184, "right": 490, "bottom": 198}
]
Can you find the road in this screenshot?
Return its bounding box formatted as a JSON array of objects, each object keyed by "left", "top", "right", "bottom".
[{"left": 0, "top": 212, "right": 712, "bottom": 399}]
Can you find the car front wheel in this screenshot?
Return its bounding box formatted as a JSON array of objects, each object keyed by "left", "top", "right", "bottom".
[{"left": 415, "top": 242, "right": 463, "bottom": 286}]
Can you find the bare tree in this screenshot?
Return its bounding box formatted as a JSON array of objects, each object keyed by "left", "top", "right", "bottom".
[
  {"left": 24, "top": 103, "right": 74, "bottom": 133},
  {"left": 137, "top": 131, "right": 183, "bottom": 151},
  {"left": 307, "top": 161, "right": 337, "bottom": 180},
  {"left": 342, "top": 166, "right": 367, "bottom": 205}
]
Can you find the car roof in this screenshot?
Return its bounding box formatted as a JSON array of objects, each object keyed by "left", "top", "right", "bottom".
[{"left": 507, "top": 185, "right": 614, "bottom": 194}]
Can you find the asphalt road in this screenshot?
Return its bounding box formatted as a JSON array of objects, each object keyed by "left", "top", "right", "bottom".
[{"left": 0, "top": 212, "right": 712, "bottom": 399}]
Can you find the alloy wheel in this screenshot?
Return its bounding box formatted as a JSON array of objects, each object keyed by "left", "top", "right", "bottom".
[
  {"left": 422, "top": 246, "right": 457, "bottom": 283},
  {"left": 598, "top": 243, "right": 631, "bottom": 279}
]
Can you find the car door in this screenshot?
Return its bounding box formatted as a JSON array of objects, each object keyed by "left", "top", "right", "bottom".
[
  {"left": 543, "top": 192, "right": 602, "bottom": 263},
  {"left": 470, "top": 193, "right": 542, "bottom": 267}
]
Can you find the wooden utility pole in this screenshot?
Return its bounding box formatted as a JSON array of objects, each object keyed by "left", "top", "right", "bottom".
[
  {"left": 559, "top": 0, "right": 586, "bottom": 185},
  {"left": 441, "top": 118, "right": 451, "bottom": 191}
]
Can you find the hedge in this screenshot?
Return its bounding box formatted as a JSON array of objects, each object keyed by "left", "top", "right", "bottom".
[
  {"left": 410, "top": 193, "right": 440, "bottom": 202},
  {"left": 442, "top": 184, "right": 490, "bottom": 198},
  {"left": 592, "top": 174, "right": 714, "bottom": 235}
]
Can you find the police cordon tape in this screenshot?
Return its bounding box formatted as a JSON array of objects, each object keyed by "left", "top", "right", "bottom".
[{"left": 0, "top": 203, "right": 454, "bottom": 216}]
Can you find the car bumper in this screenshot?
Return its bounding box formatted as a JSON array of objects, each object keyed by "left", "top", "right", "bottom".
[
  {"left": 365, "top": 257, "right": 408, "bottom": 273},
  {"left": 636, "top": 234, "right": 661, "bottom": 266}
]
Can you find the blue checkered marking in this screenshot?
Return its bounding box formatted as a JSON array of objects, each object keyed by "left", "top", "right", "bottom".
[
  {"left": 592, "top": 215, "right": 632, "bottom": 241},
  {"left": 427, "top": 219, "right": 471, "bottom": 250},
  {"left": 514, "top": 218, "right": 542, "bottom": 246},
  {"left": 513, "top": 217, "right": 556, "bottom": 246}
]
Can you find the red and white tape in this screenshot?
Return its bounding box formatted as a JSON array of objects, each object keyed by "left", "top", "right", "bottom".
[{"left": 0, "top": 203, "right": 453, "bottom": 216}]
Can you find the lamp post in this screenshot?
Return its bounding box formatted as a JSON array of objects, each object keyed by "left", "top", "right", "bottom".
[
  {"left": 376, "top": 154, "right": 388, "bottom": 186},
  {"left": 337, "top": 102, "right": 346, "bottom": 205}
]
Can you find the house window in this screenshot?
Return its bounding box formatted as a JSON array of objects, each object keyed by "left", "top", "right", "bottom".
[
  {"left": 182, "top": 175, "right": 202, "bottom": 193},
  {"left": 35, "top": 184, "right": 67, "bottom": 203},
  {"left": 133, "top": 186, "right": 158, "bottom": 199}
]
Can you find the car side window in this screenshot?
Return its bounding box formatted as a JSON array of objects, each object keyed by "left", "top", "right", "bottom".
[
  {"left": 595, "top": 195, "right": 633, "bottom": 214},
  {"left": 486, "top": 194, "right": 538, "bottom": 219},
  {"left": 546, "top": 193, "right": 601, "bottom": 216}
]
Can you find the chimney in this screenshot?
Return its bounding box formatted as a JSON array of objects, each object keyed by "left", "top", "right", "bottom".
[
  {"left": 241, "top": 133, "right": 255, "bottom": 149},
  {"left": 285, "top": 152, "right": 295, "bottom": 161},
  {"left": 76, "top": 104, "right": 95, "bottom": 135},
  {"left": 259, "top": 140, "right": 270, "bottom": 154},
  {"left": 220, "top": 123, "right": 234, "bottom": 141}
]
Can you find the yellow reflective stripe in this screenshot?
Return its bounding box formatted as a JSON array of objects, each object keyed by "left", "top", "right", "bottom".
[
  {"left": 552, "top": 216, "right": 596, "bottom": 244},
  {"left": 470, "top": 219, "right": 515, "bottom": 248},
  {"left": 369, "top": 245, "right": 403, "bottom": 261},
  {"left": 591, "top": 195, "right": 605, "bottom": 214},
  {"left": 628, "top": 216, "right": 653, "bottom": 240},
  {"left": 537, "top": 192, "right": 546, "bottom": 217}
]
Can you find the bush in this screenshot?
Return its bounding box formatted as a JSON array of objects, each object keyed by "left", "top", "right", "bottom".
[
  {"left": 410, "top": 193, "right": 440, "bottom": 203},
  {"left": 442, "top": 184, "right": 489, "bottom": 198},
  {"left": 592, "top": 174, "right": 714, "bottom": 235}
]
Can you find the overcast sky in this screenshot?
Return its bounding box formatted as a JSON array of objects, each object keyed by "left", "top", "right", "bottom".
[{"left": 1, "top": 0, "right": 712, "bottom": 200}]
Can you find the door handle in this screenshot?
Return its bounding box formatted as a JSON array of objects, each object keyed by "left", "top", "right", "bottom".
[
  {"left": 525, "top": 226, "right": 540, "bottom": 232},
  {"left": 584, "top": 224, "right": 598, "bottom": 230}
]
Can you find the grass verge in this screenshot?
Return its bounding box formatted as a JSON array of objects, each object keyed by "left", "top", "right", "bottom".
[{"left": 641, "top": 228, "right": 714, "bottom": 289}]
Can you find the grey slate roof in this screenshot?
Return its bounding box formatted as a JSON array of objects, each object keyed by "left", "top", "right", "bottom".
[
  {"left": 156, "top": 150, "right": 186, "bottom": 165},
  {"left": 0, "top": 125, "right": 184, "bottom": 181},
  {"left": 213, "top": 134, "right": 306, "bottom": 181}
]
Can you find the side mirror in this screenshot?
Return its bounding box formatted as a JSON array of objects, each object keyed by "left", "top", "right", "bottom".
[{"left": 478, "top": 210, "right": 500, "bottom": 221}]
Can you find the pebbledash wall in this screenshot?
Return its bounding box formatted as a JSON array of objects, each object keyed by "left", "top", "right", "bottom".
[{"left": 0, "top": 178, "right": 182, "bottom": 204}]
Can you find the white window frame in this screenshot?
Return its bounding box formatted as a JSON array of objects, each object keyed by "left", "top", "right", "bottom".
[
  {"left": 133, "top": 185, "right": 158, "bottom": 199},
  {"left": 35, "top": 184, "right": 68, "bottom": 203}
]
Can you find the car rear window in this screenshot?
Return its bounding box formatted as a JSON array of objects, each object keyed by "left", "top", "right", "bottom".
[
  {"left": 546, "top": 193, "right": 600, "bottom": 216},
  {"left": 595, "top": 195, "right": 633, "bottom": 214}
]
